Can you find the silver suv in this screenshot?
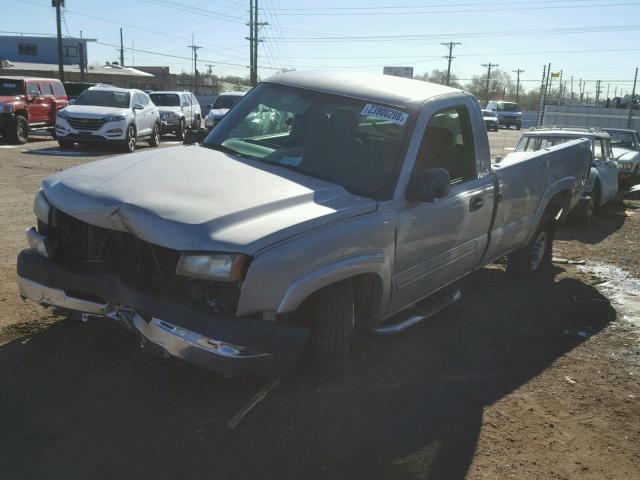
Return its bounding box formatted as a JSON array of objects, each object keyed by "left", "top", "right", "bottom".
[
  {"left": 56, "top": 87, "right": 160, "bottom": 153},
  {"left": 150, "top": 91, "right": 201, "bottom": 139}
]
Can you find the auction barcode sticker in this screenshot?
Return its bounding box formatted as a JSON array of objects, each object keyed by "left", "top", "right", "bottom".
[{"left": 361, "top": 104, "right": 409, "bottom": 126}]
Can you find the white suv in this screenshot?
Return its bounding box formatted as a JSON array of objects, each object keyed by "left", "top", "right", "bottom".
[{"left": 56, "top": 86, "right": 161, "bottom": 152}]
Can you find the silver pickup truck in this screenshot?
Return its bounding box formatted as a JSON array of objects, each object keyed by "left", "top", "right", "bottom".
[{"left": 17, "top": 71, "right": 591, "bottom": 376}]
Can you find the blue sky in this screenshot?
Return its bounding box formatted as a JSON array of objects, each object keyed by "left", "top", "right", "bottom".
[{"left": 4, "top": 0, "right": 640, "bottom": 96}]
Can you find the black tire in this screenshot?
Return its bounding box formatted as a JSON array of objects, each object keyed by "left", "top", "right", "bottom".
[
  {"left": 7, "top": 115, "right": 29, "bottom": 144},
  {"left": 121, "top": 125, "right": 137, "bottom": 153},
  {"left": 176, "top": 119, "right": 186, "bottom": 140},
  {"left": 58, "top": 139, "right": 74, "bottom": 149},
  {"left": 578, "top": 196, "right": 595, "bottom": 223},
  {"left": 516, "top": 124, "right": 521, "bottom": 130},
  {"left": 310, "top": 280, "right": 355, "bottom": 375},
  {"left": 506, "top": 213, "right": 554, "bottom": 276},
  {"left": 592, "top": 181, "right": 602, "bottom": 209},
  {"left": 192, "top": 115, "right": 201, "bottom": 129},
  {"left": 148, "top": 123, "right": 160, "bottom": 147}
]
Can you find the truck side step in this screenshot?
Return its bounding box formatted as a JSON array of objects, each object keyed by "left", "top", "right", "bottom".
[{"left": 373, "top": 286, "right": 462, "bottom": 336}]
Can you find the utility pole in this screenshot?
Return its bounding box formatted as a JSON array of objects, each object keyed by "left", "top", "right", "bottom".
[
  {"left": 481, "top": 63, "right": 498, "bottom": 101},
  {"left": 248, "top": 0, "right": 254, "bottom": 85},
  {"left": 441, "top": 41, "right": 461, "bottom": 86},
  {"left": 250, "top": 0, "right": 267, "bottom": 86},
  {"left": 513, "top": 68, "right": 525, "bottom": 103},
  {"left": 53, "top": 0, "right": 64, "bottom": 82},
  {"left": 595, "top": 80, "right": 602, "bottom": 104},
  {"left": 119, "top": 28, "right": 125, "bottom": 67},
  {"left": 537, "top": 64, "right": 547, "bottom": 126},
  {"left": 570, "top": 76, "right": 574, "bottom": 100},
  {"left": 187, "top": 36, "right": 203, "bottom": 95},
  {"left": 628, "top": 66, "right": 638, "bottom": 129}
]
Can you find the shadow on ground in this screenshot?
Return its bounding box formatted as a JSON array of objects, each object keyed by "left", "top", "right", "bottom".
[
  {"left": 556, "top": 205, "right": 627, "bottom": 245},
  {"left": 0, "top": 267, "right": 615, "bottom": 479}
]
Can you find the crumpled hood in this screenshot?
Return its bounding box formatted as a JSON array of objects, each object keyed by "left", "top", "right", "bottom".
[
  {"left": 41, "top": 146, "right": 377, "bottom": 254},
  {"left": 62, "top": 105, "right": 128, "bottom": 118},
  {"left": 612, "top": 147, "right": 640, "bottom": 163},
  {"left": 207, "top": 108, "right": 229, "bottom": 119}
]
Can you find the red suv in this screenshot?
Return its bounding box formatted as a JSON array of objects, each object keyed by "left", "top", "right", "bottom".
[{"left": 0, "top": 76, "right": 68, "bottom": 143}]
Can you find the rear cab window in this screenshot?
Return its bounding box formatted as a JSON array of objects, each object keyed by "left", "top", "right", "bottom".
[
  {"left": 40, "top": 83, "right": 54, "bottom": 96},
  {"left": 0, "top": 78, "right": 25, "bottom": 95}
]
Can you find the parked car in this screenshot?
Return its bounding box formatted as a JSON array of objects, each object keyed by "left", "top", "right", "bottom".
[
  {"left": 602, "top": 128, "right": 640, "bottom": 184},
  {"left": 149, "top": 91, "right": 201, "bottom": 139},
  {"left": 486, "top": 100, "right": 522, "bottom": 129},
  {"left": 56, "top": 86, "right": 160, "bottom": 153},
  {"left": 481, "top": 109, "right": 499, "bottom": 131},
  {"left": 204, "top": 91, "right": 245, "bottom": 130},
  {"left": 513, "top": 126, "right": 619, "bottom": 221},
  {"left": 17, "top": 71, "right": 590, "bottom": 377},
  {"left": 0, "top": 76, "right": 67, "bottom": 143}
]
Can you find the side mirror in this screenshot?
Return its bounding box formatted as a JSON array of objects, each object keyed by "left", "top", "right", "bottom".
[
  {"left": 133, "top": 103, "right": 144, "bottom": 110},
  {"left": 183, "top": 128, "right": 208, "bottom": 145},
  {"left": 68, "top": 98, "right": 76, "bottom": 105},
  {"left": 207, "top": 104, "right": 213, "bottom": 110},
  {"left": 407, "top": 167, "right": 451, "bottom": 202}
]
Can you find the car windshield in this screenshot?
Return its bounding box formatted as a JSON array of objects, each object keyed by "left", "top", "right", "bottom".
[
  {"left": 497, "top": 102, "right": 521, "bottom": 112},
  {"left": 75, "top": 90, "right": 130, "bottom": 108},
  {"left": 149, "top": 93, "right": 180, "bottom": 107},
  {"left": 515, "top": 135, "right": 579, "bottom": 152},
  {"left": 203, "top": 83, "right": 412, "bottom": 199},
  {"left": 605, "top": 131, "right": 637, "bottom": 149},
  {"left": 213, "top": 94, "right": 243, "bottom": 109},
  {"left": 0, "top": 79, "right": 25, "bottom": 95}
]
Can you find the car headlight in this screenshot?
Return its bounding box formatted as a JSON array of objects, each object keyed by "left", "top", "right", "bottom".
[
  {"left": 176, "top": 253, "right": 248, "bottom": 282},
  {"left": 103, "top": 114, "right": 126, "bottom": 122},
  {"left": 2, "top": 103, "right": 15, "bottom": 113},
  {"left": 33, "top": 190, "right": 51, "bottom": 224}
]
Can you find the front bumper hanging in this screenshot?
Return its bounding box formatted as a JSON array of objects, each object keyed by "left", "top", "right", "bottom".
[{"left": 17, "top": 249, "right": 309, "bottom": 376}]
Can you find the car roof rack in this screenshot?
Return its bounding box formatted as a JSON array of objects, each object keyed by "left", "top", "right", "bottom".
[{"left": 529, "top": 125, "right": 603, "bottom": 133}]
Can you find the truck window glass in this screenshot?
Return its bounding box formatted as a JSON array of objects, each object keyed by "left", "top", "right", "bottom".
[
  {"left": 28, "top": 83, "right": 41, "bottom": 97},
  {"left": 52, "top": 82, "right": 65, "bottom": 96},
  {"left": 75, "top": 90, "right": 130, "bottom": 108},
  {"left": 0, "top": 79, "right": 25, "bottom": 95},
  {"left": 149, "top": 93, "right": 180, "bottom": 106},
  {"left": 414, "top": 106, "right": 476, "bottom": 183},
  {"left": 213, "top": 95, "right": 243, "bottom": 109},
  {"left": 41, "top": 83, "right": 53, "bottom": 96},
  {"left": 594, "top": 139, "right": 605, "bottom": 160},
  {"left": 204, "top": 83, "right": 411, "bottom": 200}
]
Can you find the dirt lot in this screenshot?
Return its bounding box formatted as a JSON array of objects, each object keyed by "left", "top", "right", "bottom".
[{"left": 1, "top": 130, "right": 639, "bottom": 480}]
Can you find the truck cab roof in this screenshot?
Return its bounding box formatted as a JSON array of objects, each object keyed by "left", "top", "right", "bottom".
[
  {"left": 265, "top": 70, "right": 465, "bottom": 111},
  {"left": 525, "top": 126, "right": 610, "bottom": 140}
]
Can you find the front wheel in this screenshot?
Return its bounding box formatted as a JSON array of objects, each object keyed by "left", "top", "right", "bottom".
[
  {"left": 176, "top": 119, "right": 186, "bottom": 140},
  {"left": 310, "top": 280, "right": 355, "bottom": 375},
  {"left": 7, "top": 115, "right": 29, "bottom": 144},
  {"left": 148, "top": 123, "right": 160, "bottom": 147},
  {"left": 121, "top": 125, "right": 137, "bottom": 153},
  {"left": 506, "top": 213, "right": 554, "bottom": 276}
]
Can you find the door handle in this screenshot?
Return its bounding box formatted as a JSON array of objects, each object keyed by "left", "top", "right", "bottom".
[{"left": 469, "top": 196, "right": 484, "bottom": 212}]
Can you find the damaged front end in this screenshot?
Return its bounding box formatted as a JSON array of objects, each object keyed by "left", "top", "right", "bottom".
[{"left": 17, "top": 198, "right": 308, "bottom": 376}]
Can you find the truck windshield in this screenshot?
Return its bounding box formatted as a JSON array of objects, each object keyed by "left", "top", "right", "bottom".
[
  {"left": 203, "top": 83, "right": 411, "bottom": 199},
  {"left": 497, "top": 102, "right": 521, "bottom": 112},
  {"left": 0, "top": 79, "right": 25, "bottom": 95},
  {"left": 606, "top": 131, "right": 637, "bottom": 150},
  {"left": 149, "top": 93, "right": 180, "bottom": 107},
  {"left": 75, "top": 90, "right": 130, "bottom": 108},
  {"left": 213, "top": 95, "right": 243, "bottom": 109}
]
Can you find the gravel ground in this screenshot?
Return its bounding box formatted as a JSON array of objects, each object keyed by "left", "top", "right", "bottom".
[{"left": 0, "top": 130, "right": 638, "bottom": 480}]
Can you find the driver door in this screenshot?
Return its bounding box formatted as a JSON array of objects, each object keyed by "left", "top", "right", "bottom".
[
  {"left": 390, "top": 102, "right": 495, "bottom": 313},
  {"left": 26, "top": 81, "right": 47, "bottom": 123}
]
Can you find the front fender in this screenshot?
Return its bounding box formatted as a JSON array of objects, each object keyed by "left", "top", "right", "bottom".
[
  {"left": 528, "top": 176, "right": 576, "bottom": 242},
  {"left": 276, "top": 252, "right": 390, "bottom": 314}
]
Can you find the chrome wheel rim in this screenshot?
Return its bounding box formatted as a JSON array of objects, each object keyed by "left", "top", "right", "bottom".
[
  {"left": 529, "top": 231, "right": 548, "bottom": 271},
  {"left": 128, "top": 128, "right": 136, "bottom": 151},
  {"left": 17, "top": 122, "right": 26, "bottom": 139}
]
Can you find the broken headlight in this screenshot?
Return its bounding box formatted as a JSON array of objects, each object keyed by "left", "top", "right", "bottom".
[{"left": 175, "top": 253, "right": 248, "bottom": 282}]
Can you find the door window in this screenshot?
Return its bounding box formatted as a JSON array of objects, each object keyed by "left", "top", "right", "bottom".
[
  {"left": 40, "top": 83, "right": 54, "bottom": 96},
  {"left": 28, "top": 83, "right": 41, "bottom": 97},
  {"left": 413, "top": 106, "right": 476, "bottom": 183},
  {"left": 190, "top": 94, "right": 199, "bottom": 105},
  {"left": 593, "top": 139, "right": 605, "bottom": 160},
  {"left": 181, "top": 94, "right": 191, "bottom": 107},
  {"left": 133, "top": 93, "right": 145, "bottom": 107}
]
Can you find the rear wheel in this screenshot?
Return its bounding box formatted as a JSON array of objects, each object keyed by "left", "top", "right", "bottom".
[
  {"left": 578, "top": 196, "right": 595, "bottom": 223},
  {"left": 507, "top": 213, "right": 554, "bottom": 276},
  {"left": 7, "top": 115, "right": 28, "bottom": 144},
  {"left": 310, "top": 280, "right": 355, "bottom": 375}
]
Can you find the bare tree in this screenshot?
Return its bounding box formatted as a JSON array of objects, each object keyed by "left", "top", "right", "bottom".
[
  {"left": 415, "top": 69, "right": 461, "bottom": 88},
  {"left": 465, "top": 69, "right": 515, "bottom": 102}
]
